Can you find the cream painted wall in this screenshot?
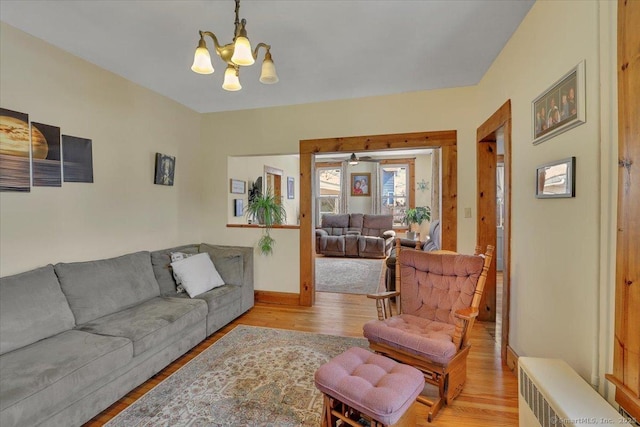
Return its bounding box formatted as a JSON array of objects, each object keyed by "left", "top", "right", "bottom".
[
  {"left": 475, "top": 0, "right": 617, "bottom": 391},
  {"left": 227, "top": 155, "right": 299, "bottom": 225},
  {"left": 200, "top": 87, "right": 478, "bottom": 293},
  {"left": 0, "top": 23, "right": 203, "bottom": 276}
]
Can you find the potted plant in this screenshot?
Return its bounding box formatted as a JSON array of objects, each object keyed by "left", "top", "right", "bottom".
[
  {"left": 403, "top": 206, "right": 431, "bottom": 240},
  {"left": 245, "top": 191, "right": 287, "bottom": 255}
]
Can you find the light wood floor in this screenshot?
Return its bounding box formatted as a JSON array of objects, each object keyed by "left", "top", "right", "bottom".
[{"left": 85, "top": 292, "right": 518, "bottom": 426}]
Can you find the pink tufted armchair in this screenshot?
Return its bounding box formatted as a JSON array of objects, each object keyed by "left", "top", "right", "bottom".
[{"left": 363, "top": 240, "right": 493, "bottom": 421}]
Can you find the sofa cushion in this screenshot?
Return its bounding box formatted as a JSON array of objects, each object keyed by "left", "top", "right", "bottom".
[
  {"left": 348, "top": 213, "right": 364, "bottom": 230},
  {"left": 55, "top": 251, "right": 160, "bottom": 324},
  {"left": 173, "top": 283, "right": 241, "bottom": 315},
  {"left": 320, "top": 235, "right": 346, "bottom": 256},
  {"left": 76, "top": 297, "right": 207, "bottom": 356},
  {"left": 362, "top": 214, "right": 393, "bottom": 238},
  {"left": 0, "top": 265, "right": 75, "bottom": 356},
  {"left": 198, "top": 244, "right": 245, "bottom": 286},
  {"left": 150, "top": 244, "right": 200, "bottom": 295},
  {"left": 358, "top": 236, "right": 386, "bottom": 258},
  {"left": 0, "top": 330, "right": 131, "bottom": 426},
  {"left": 320, "top": 213, "right": 350, "bottom": 235}
]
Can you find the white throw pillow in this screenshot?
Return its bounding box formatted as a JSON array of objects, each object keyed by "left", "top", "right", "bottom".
[
  {"left": 170, "top": 253, "right": 225, "bottom": 298},
  {"left": 170, "top": 251, "right": 195, "bottom": 289}
]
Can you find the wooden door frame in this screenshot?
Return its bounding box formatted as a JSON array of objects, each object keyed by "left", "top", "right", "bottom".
[
  {"left": 299, "top": 131, "right": 458, "bottom": 306},
  {"left": 477, "top": 100, "right": 512, "bottom": 363}
]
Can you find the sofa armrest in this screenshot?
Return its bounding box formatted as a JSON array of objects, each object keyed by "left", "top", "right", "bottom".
[
  {"left": 315, "top": 229, "right": 328, "bottom": 238},
  {"left": 397, "top": 238, "right": 419, "bottom": 248},
  {"left": 199, "top": 244, "right": 254, "bottom": 313},
  {"left": 345, "top": 230, "right": 361, "bottom": 236},
  {"left": 382, "top": 230, "right": 396, "bottom": 239}
]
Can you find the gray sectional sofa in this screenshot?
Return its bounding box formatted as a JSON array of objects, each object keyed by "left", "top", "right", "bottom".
[{"left": 0, "top": 243, "right": 253, "bottom": 427}]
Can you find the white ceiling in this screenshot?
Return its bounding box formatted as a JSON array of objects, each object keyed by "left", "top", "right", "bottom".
[{"left": 0, "top": 0, "right": 534, "bottom": 114}]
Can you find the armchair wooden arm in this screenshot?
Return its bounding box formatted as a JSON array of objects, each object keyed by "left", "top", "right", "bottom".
[
  {"left": 452, "top": 307, "right": 480, "bottom": 349},
  {"left": 454, "top": 307, "right": 479, "bottom": 321},
  {"left": 366, "top": 291, "right": 399, "bottom": 320}
]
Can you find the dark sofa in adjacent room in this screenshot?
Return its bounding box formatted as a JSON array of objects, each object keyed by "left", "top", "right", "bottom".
[{"left": 315, "top": 213, "right": 396, "bottom": 258}]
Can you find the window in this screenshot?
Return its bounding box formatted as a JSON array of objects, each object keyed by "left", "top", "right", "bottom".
[
  {"left": 380, "top": 164, "right": 408, "bottom": 227},
  {"left": 316, "top": 166, "right": 341, "bottom": 225}
]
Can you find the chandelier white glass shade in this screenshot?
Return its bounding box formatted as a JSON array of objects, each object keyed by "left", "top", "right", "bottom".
[{"left": 191, "top": 0, "right": 278, "bottom": 91}]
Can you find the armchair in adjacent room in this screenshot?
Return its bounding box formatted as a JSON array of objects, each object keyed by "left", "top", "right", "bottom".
[
  {"left": 363, "top": 241, "right": 494, "bottom": 421},
  {"left": 385, "top": 219, "right": 441, "bottom": 292}
]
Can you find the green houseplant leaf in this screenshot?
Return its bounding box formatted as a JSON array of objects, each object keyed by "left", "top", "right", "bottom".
[
  {"left": 245, "top": 191, "right": 287, "bottom": 255},
  {"left": 404, "top": 206, "right": 431, "bottom": 226}
]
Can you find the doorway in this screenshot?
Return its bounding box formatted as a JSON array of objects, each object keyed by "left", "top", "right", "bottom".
[
  {"left": 476, "top": 100, "right": 512, "bottom": 364},
  {"left": 299, "top": 130, "right": 459, "bottom": 307}
]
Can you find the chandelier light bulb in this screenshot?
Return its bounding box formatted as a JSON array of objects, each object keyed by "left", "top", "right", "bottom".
[
  {"left": 191, "top": 39, "right": 214, "bottom": 74},
  {"left": 222, "top": 66, "right": 242, "bottom": 91},
  {"left": 231, "top": 35, "right": 255, "bottom": 66},
  {"left": 259, "top": 52, "right": 278, "bottom": 84}
]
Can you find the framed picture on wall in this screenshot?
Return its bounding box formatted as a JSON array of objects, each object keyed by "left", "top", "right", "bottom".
[
  {"left": 154, "top": 153, "right": 175, "bottom": 186},
  {"left": 532, "top": 60, "right": 586, "bottom": 145},
  {"left": 230, "top": 179, "right": 246, "bottom": 194},
  {"left": 287, "top": 176, "right": 294, "bottom": 199},
  {"left": 350, "top": 173, "right": 371, "bottom": 197},
  {"left": 234, "top": 199, "right": 243, "bottom": 216},
  {"left": 535, "top": 157, "right": 576, "bottom": 198}
]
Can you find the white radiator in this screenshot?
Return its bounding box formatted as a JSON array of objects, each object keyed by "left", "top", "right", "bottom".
[{"left": 518, "top": 357, "right": 625, "bottom": 427}]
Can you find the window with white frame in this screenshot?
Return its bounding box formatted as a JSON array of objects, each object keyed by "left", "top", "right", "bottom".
[
  {"left": 380, "top": 164, "right": 408, "bottom": 227},
  {"left": 316, "top": 166, "right": 341, "bottom": 225}
]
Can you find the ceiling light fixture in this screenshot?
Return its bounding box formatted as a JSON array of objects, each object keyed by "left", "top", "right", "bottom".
[{"left": 190, "top": 0, "right": 278, "bottom": 91}]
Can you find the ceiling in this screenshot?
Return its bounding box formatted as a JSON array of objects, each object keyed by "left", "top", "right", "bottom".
[{"left": 0, "top": 0, "right": 534, "bottom": 114}]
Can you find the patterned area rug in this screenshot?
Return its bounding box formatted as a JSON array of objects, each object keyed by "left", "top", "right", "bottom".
[
  {"left": 106, "top": 325, "right": 368, "bottom": 427},
  {"left": 315, "top": 257, "right": 384, "bottom": 294}
]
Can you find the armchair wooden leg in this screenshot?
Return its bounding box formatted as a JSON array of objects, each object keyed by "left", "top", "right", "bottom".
[{"left": 416, "top": 395, "right": 444, "bottom": 422}]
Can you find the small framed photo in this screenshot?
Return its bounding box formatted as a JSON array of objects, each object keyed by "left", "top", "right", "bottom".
[
  {"left": 532, "top": 61, "right": 586, "bottom": 145},
  {"left": 351, "top": 173, "right": 371, "bottom": 197},
  {"left": 536, "top": 157, "right": 576, "bottom": 198},
  {"left": 234, "top": 199, "right": 243, "bottom": 216},
  {"left": 154, "top": 153, "right": 175, "bottom": 186},
  {"left": 287, "top": 176, "right": 295, "bottom": 199},
  {"left": 230, "top": 178, "right": 246, "bottom": 194}
]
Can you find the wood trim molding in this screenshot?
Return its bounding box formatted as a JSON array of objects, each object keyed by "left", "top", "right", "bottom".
[
  {"left": 227, "top": 224, "right": 300, "bottom": 230},
  {"left": 506, "top": 345, "right": 518, "bottom": 372},
  {"left": 476, "top": 100, "right": 512, "bottom": 362},
  {"left": 315, "top": 161, "right": 343, "bottom": 168},
  {"left": 608, "top": 0, "right": 640, "bottom": 419},
  {"left": 254, "top": 290, "right": 301, "bottom": 306},
  {"left": 299, "top": 131, "right": 458, "bottom": 307}
]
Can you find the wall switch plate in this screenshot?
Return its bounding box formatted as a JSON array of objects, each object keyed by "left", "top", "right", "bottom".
[{"left": 464, "top": 208, "right": 472, "bottom": 218}]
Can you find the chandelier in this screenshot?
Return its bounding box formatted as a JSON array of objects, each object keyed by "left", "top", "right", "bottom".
[{"left": 190, "top": 0, "right": 278, "bottom": 91}]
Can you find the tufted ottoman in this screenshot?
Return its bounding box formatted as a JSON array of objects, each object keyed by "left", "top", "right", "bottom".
[{"left": 314, "top": 347, "right": 425, "bottom": 426}]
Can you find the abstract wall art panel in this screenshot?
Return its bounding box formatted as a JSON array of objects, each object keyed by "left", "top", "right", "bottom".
[
  {"left": 0, "top": 108, "right": 31, "bottom": 192},
  {"left": 31, "top": 122, "right": 62, "bottom": 187},
  {"left": 62, "top": 135, "right": 93, "bottom": 183}
]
